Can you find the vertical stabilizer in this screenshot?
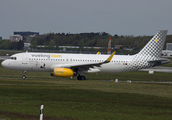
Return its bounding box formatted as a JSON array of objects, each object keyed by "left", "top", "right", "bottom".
[
  {"left": 138, "top": 30, "right": 167, "bottom": 59},
  {"left": 123, "top": 30, "right": 168, "bottom": 72}
]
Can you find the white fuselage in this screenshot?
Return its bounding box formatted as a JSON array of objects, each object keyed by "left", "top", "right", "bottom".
[{"left": 1, "top": 52, "right": 134, "bottom": 73}]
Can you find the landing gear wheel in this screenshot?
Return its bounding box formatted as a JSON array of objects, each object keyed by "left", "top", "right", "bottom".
[
  {"left": 22, "top": 71, "right": 27, "bottom": 79},
  {"left": 77, "top": 75, "right": 86, "bottom": 80},
  {"left": 77, "top": 75, "right": 81, "bottom": 80},
  {"left": 22, "top": 75, "right": 26, "bottom": 79},
  {"left": 81, "top": 76, "right": 86, "bottom": 80}
]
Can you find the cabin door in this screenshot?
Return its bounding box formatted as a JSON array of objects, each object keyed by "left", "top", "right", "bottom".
[{"left": 22, "top": 54, "right": 27, "bottom": 64}]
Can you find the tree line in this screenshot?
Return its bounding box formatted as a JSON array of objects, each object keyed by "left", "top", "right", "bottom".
[
  {"left": 0, "top": 40, "right": 24, "bottom": 50},
  {"left": 0, "top": 32, "right": 172, "bottom": 52},
  {"left": 31, "top": 32, "right": 172, "bottom": 50}
]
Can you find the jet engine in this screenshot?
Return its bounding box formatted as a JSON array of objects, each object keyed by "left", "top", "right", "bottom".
[{"left": 51, "top": 68, "right": 76, "bottom": 77}]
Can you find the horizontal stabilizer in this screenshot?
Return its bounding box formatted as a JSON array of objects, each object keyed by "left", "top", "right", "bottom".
[{"left": 148, "top": 58, "right": 170, "bottom": 66}]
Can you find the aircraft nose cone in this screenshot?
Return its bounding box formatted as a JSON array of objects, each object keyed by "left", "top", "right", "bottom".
[{"left": 1, "top": 60, "right": 8, "bottom": 68}]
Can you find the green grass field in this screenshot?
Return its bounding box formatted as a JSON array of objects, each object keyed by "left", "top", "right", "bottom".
[{"left": 0, "top": 60, "right": 172, "bottom": 120}]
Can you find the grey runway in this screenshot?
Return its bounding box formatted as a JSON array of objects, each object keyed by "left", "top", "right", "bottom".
[
  {"left": 0, "top": 56, "right": 10, "bottom": 60},
  {"left": 140, "top": 66, "right": 172, "bottom": 73}
]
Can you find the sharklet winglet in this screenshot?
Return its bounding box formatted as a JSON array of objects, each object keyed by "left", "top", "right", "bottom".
[
  {"left": 96, "top": 52, "right": 100, "bottom": 55},
  {"left": 103, "top": 51, "right": 116, "bottom": 63}
]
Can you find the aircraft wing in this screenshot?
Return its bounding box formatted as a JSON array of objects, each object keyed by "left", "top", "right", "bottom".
[
  {"left": 50, "top": 51, "right": 115, "bottom": 70},
  {"left": 69, "top": 51, "right": 115, "bottom": 69}
]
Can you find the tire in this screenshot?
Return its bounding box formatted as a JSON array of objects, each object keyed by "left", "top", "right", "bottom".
[
  {"left": 77, "top": 76, "right": 81, "bottom": 80},
  {"left": 22, "top": 75, "right": 26, "bottom": 79},
  {"left": 81, "top": 76, "right": 86, "bottom": 80},
  {"left": 77, "top": 75, "right": 86, "bottom": 80}
]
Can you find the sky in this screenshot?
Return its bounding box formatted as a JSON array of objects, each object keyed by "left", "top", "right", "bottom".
[{"left": 0, "top": 0, "right": 172, "bottom": 39}]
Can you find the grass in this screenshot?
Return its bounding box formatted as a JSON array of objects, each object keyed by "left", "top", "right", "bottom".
[{"left": 0, "top": 79, "right": 172, "bottom": 120}]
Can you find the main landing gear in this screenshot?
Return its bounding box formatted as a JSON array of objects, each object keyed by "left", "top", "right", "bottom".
[
  {"left": 22, "top": 71, "right": 26, "bottom": 79},
  {"left": 76, "top": 70, "right": 86, "bottom": 80},
  {"left": 77, "top": 75, "right": 86, "bottom": 80}
]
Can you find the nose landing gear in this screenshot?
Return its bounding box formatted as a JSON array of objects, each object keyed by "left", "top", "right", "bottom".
[{"left": 22, "top": 71, "right": 26, "bottom": 79}]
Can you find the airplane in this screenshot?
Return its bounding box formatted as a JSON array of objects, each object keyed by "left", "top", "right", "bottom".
[{"left": 1, "top": 30, "right": 170, "bottom": 80}]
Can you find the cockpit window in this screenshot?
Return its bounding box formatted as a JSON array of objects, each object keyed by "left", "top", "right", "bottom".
[{"left": 10, "top": 57, "right": 17, "bottom": 60}]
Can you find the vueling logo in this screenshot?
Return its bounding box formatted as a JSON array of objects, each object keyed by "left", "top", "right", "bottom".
[{"left": 50, "top": 54, "right": 62, "bottom": 58}]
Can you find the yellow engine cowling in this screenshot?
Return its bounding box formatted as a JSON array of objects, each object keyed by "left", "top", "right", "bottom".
[{"left": 51, "top": 68, "right": 76, "bottom": 77}]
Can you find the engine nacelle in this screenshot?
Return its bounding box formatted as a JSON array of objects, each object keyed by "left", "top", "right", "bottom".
[{"left": 51, "top": 68, "right": 76, "bottom": 77}]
